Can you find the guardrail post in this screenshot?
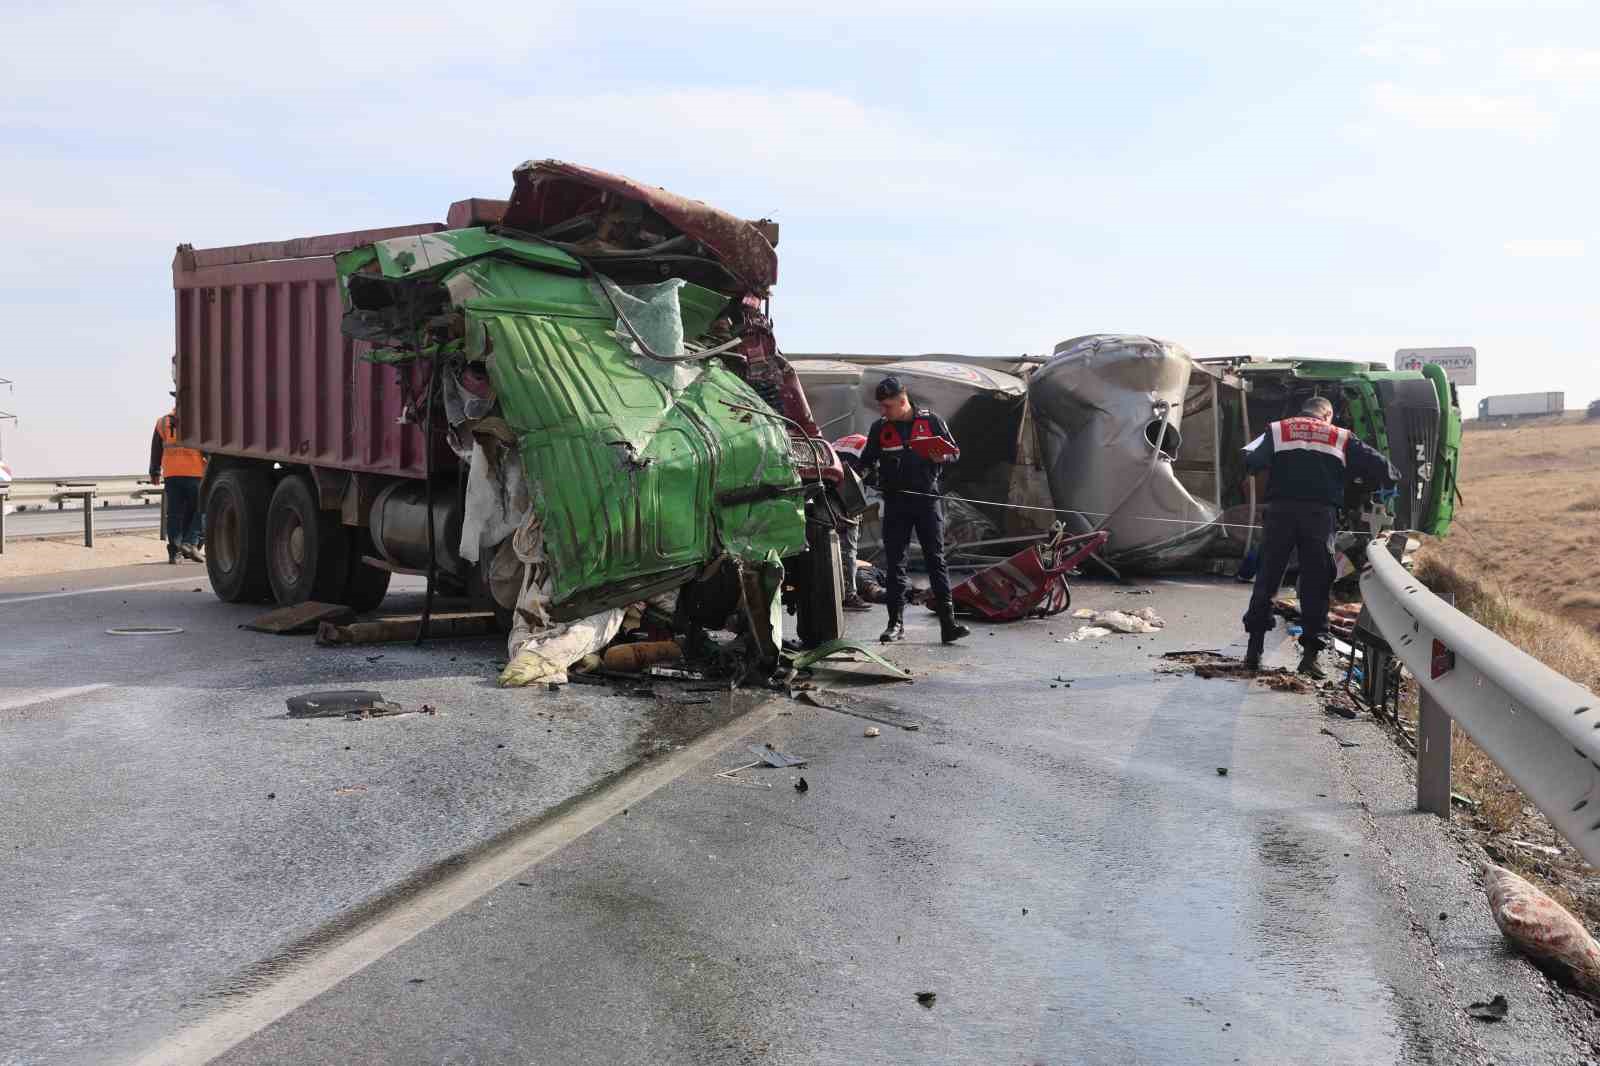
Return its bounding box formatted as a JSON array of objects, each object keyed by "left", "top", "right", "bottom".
[
  {"left": 84, "top": 491, "right": 95, "bottom": 547},
  {"left": 1417, "top": 685, "right": 1452, "bottom": 817}
]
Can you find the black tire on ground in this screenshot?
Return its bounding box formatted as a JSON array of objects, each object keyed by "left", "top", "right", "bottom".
[
  {"left": 204, "top": 466, "right": 274, "bottom": 603},
  {"left": 343, "top": 530, "right": 392, "bottom": 613},
  {"left": 265, "top": 474, "right": 350, "bottom": 606}
]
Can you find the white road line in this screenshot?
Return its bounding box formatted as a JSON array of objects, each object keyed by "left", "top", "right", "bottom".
[
  {"left": 126, "top": 698, "right": 790, "bottom": 1066},
  {"left": 0, "top": 682, "right": 114, "bottom": 713},
  {"left": 0, "top": 577, "right": 204, "bottom": 606}
]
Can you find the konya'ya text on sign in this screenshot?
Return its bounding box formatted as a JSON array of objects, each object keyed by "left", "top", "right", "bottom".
[{"left": 1395, "top": 346, "right": 1476, "bottom": 386}]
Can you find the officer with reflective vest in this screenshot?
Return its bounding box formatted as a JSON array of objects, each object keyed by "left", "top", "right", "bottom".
[
  {"left": 857, "top": 376, "right": 970, "bottom": 645},
  {"left": 1241, "top": 396, "right": 1397, "bottom": 677},
  {"left": 149, "top": 407, "right": 207, "bottom": 564}
]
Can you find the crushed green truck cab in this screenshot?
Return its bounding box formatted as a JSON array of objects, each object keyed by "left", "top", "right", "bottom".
[{"left": 336, "top": 226, "right": 806, "bottom": 612}]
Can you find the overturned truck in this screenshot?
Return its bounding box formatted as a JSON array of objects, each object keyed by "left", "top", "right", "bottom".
[
  {"left": 174, "top": 160, "right": 859, "bottom": 671},
  {"left": 793, "top": 335, "right": 1461, "bottom": 573}
]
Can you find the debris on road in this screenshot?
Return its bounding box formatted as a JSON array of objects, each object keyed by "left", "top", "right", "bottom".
[
  {"left": 751, "top": 743, "right": 806, "bottom": 768},
  {"left": 794, "top": 689, "right": 922, "bottom": 732},
  {"left": 1216, "top": 767, "right": 1229, "bottom": 777},
  {"left": 949, "top": 526, "right": 1108, "bottom": 621},
  {"left": 317, "top": 612, "right": 499, "bottom": 646},
  {"left": 105, "top": 625, "right": 184, "bottom": 636},
  {"left": 790, "top": 639, "right": 912, "bottom": 681},
  {"left": 1483, "top": 863, "right": 1600, "bottom": 995},
  {"left": 1319, "top": 727, "right": 1360, "bottom": 748},
  {"left": 1060, "top": 607, "right": 1165, "bottom": 642},
  {"left": 914, "top": 991, "right": 937, "bottom": 1008},
  {"left": 1466, "top": 994, "right": 1509, "bottom": 1022},
  {"left": 793, "top": 777, "right": 809, "bottom": 794},
  {"left": 713, "top": 760, "right": 770, "bottom": 789},
  {"left": 1159, "top": 650, "right": 1312, "bottom": 693},
  {"left": 244, "top": 601, "right": 354, "bottom": 635},
  {"left": 863, "top": 726, "right": 881, "bottom": 738},
  {"left": 285, "top": 690, "right": 400, "bottom": 719}
]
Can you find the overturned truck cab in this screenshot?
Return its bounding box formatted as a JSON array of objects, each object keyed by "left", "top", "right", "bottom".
[{"left": 175, "top": 159, "right": 857, "bottom": 675}]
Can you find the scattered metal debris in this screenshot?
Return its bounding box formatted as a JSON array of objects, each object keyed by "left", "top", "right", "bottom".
[
  {"left": 1216, "top": 767, "right": 1229, "bottom": 777},
  {"left": 750, "top": 743, "right": 806, "bottom": 768},
  {"left": 864, "top": 726, "right": 881, "bottom": 738},
  {"left": 794, "top": 777, "right": 809, "bottom": 794},
  {"left": 790, "top": 639, "right": 912, "bottom": 681},
  {"left": 712, "top": 760, "right": 770, "bottom": 789},
  {"left": 914, "top": 991, "right": 937, "bottom": 1009},
  {"left": 105, "top": 625, "right": 184, "bottom": 636}
]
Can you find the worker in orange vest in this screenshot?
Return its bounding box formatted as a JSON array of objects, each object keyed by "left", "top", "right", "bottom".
[{"left": 149, "top": 406, "right": 206, "bottom": 564}]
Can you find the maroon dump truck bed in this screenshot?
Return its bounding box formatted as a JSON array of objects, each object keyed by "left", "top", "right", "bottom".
[{"left": 172, "top": 221, "right": 455, "bottom": 478}]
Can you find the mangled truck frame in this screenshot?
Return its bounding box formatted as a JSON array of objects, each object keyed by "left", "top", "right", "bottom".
[{"left": 174, "top": 160, "right": 861, "bottom": 674}]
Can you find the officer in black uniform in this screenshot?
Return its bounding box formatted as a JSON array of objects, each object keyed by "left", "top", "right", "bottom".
[
  {"left": 858, "top": 376, "right": 970, "bottom": 645},
  {"left": 1242, "top": 395, "right": 1398, "bottom": 678}
]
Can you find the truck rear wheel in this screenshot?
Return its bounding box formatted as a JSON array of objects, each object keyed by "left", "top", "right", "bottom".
[
  {"left": 344, "top": 531, "right": 393, "bottom": 613},
  {"left": 266, "top": 475, "right": 350, "bottom": 606},
  {"left": 205, "top": 467, "right": 274, "bottom": 603}
]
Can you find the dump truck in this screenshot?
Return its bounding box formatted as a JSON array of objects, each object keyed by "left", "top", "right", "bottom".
[
  {"left": 174, "top": 160, "right": 858, "bottom": 657},
  {"left": 1478, "top": 391, "right": 1565, "bottom": 419}
]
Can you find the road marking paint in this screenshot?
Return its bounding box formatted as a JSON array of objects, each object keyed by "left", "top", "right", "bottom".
[
  {"left": 126, "top": 698, "right": 789, "bottom": 1066},
  {"left": 0, "top": 577, "right": 204, "bottom": 606},
  {"left": 0, "top": 682, "right": 114, "bottom": 713}
]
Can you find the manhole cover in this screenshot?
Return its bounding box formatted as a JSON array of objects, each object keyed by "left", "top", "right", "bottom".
[{"left": 106, "top": 625, "right": 185, "bottom": 636}]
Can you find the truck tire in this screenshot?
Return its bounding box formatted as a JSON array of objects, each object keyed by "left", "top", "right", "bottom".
[
  {"left": 205, "top": 467, "right": 273, "bottom": 603},
  {"left": 796, "top": 527, "right": 844, "bottom": 648},
  {"left": 344, "top": 530, "right": 392, "bottom": 613},
  {"left": 265, "top": 474, "right": 350, "bottom": 606}
]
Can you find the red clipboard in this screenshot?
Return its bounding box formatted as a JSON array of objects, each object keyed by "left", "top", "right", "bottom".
[{"left": 909, "top": 436, "right": 958, "bottom": 462}]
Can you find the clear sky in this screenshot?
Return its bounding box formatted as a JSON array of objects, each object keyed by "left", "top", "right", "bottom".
[{"left": 2, "top": 0, "right": 1595, "bottom": 475}]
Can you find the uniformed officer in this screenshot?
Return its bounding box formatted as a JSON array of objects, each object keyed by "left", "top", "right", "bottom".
[
  {"left": 1241, "top": 395, "right": 1397, "bottom": 677},
  {"left": 857, "top": 377, "right": 970, "bottom": 645}
]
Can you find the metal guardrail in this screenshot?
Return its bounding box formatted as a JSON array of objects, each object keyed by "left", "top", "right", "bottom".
[
  {"left": 1, "top": 474, "right": 159, "bottom": 551},
  {"left": 1360, "top": 537, "right": 1600, "bottom": 866},
  {"left": 4, "top": 475, "right": 153, "bottom": 505}
]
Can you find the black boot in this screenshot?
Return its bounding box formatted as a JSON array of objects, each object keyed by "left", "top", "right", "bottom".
[
  {"left": 1243, "top": 632, "right": 1264, "bottom": 671},
  {"left": 1297, "top": 648, "right": 1327, "bottom": 681},
  {"left": 879, "top": 610, "right": 905, "bottom": 643},
  {"left": 167, "top": 543, "right": 179, "bottom": 565},
  {"left": 937, "top": 602, "right": 970, "bottom": 644}
]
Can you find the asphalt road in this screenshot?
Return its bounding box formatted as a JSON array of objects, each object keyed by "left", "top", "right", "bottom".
[
  {"left": 4, "top": 568, "right": 1595, "bottom": 1065},
  {"left": 3, "top": 502, "right": 161, "bottom": 539}
]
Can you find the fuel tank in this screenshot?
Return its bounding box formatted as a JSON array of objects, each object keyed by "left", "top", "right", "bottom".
[{"left": 1028, "top": 335, "right": 1220, "bottom": 570}]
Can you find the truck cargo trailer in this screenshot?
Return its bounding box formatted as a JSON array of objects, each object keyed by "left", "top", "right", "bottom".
[{"left": 1478, "top": 391, "right": 1564, "bottom": 419}]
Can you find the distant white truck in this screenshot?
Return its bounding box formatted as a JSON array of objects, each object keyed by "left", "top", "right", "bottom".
[{"left": 1478, "top": 391, "right": 1565, "bottom": 419}]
